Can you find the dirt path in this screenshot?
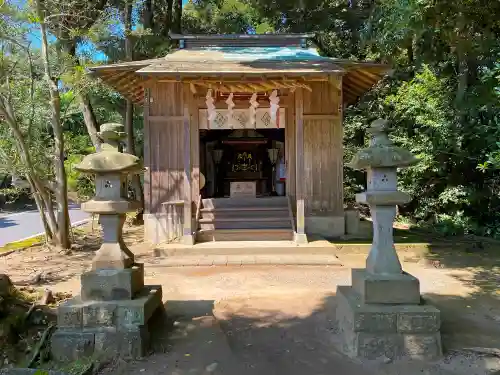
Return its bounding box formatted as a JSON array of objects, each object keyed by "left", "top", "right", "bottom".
[{"left": 2, "top": 227, "right": 500, "bottom": 374}]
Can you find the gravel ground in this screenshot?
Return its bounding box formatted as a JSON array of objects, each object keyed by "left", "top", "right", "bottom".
[{"left": 2, "top": 226, "right": 500, "bottom": 375}]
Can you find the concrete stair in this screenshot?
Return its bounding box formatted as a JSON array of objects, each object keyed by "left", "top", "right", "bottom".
[{"left": 196, "top": 197, "right": 294, "bottom": 242}]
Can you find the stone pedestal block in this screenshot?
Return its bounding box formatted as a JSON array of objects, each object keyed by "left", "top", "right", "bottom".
[
  {"left": 81, "top": 264, "right": 144, "bottom": 301},
  {"left": 305, "top": 215, "right": 345, "bottom": 238},
  {"left": 351, "top": 268, "right": 420, "bottom": 305},
  {"left": 336, "top": 286, "right": 442, "bottom": 360},
  {"left": 294, "top": 232, "right": 308, "bottom": 244},
  {"left": 344, "top": 210, "right": 360, "bottom": 235},
  {"left": 182, "top": 234, "right": 195, "bottom": 246},
  {"left": 51, "top": 325, "right": 149, "bottom": 362},
  {"left": 51, "top": 285, "right": 162, "bottom": 361}
]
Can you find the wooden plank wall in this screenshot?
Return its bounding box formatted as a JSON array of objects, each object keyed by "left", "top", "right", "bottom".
[
  {"left": 302, "top": 78, "right": 343, "bottom": 215},
  {"left": 145, "top": 82, "right": 185, "bottom": 214}
]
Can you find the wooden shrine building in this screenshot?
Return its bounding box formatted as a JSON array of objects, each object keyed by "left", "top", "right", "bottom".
[{"left": 89, "top": 33, "right": 389, "bottom": 244}]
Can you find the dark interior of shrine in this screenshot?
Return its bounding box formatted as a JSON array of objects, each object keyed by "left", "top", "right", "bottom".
[{"left": 199, "top": 128, "right": 285, "bottom": 198}]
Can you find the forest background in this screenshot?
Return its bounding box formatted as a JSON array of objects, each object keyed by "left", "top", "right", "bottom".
[{"left": 0, "top": 0, "right": 499, "bottom": 248}]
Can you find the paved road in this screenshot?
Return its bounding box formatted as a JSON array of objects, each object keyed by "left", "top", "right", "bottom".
[{"left": 0, "top": 204, "right": 89, "bottom": 246}]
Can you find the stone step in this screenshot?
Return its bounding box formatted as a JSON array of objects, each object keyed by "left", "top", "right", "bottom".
[
  {"left": 199, "top": 217, "right": 292, "bottom": 231},
  {"left": 200, "top": 207, "right": 290, "bottom": 219},
  {"left": 200, "top": 210, "right": 289, "bottom": 220},
  {"left": 152, "top": 253, "right": 343, "bottom": 266},
  {"left": 202, "top": 197, "right": 288, "bottom": 209},
  {"left": 197, "top": 228, "right": 294, "bottom": 242}
]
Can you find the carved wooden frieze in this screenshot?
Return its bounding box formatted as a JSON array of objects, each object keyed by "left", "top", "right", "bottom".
[{"left": 199, "top": 108, "right": 286, "bottom": 130}]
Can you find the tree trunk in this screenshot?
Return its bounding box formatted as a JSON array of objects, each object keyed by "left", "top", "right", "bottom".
[
  {"left": 57, "top": 24, "right": 101, "bottom": 152},
  {"left": 166, "top": 0, "right": 174, "bottom": 34},
  {"left": 173, "top": 0, "right": 182, "bottom": 33},
  {"left": 456, "top": 51, "right": 468, "bottom": 104},
  {"left": 79, "top": 94, "right": 101, "bottom": 150},
  {"left": 124, "top": 101, "right": 144, "bottom": 208},
  {"left": 37, "top": 0, "right": 71, "bottom": 249},
  {"left": 4, "top": 112, "right": 59, "bottom": 241},
  {"left": 31, "top": 187, "right": 53, "bottom": 242},
  {"left": 65, "top": 45, "right": 101, "bottom": 151},
  {"left": 407, "top": 40, "right": 414, "bottom": 65},
  {"left": 455, "top": 15, "right": 468, "bottom": 105},
  {"left": 143, "top": 0, "right": 153, "bottom": 30},
  {"left": 124, "top": 1, "right": 134, "bottom": 154},
  {"left": 124, "top": 0, "right": 144, "bottom": 210},
  {"left": 349, "top": 0, "right": 360, "bottom": 53}
]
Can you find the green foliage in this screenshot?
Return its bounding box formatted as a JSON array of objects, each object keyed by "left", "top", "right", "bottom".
[
  {"left": 183, "top": 0, "right": 274, "bottom": 34},
  {"left": 344, "top": 63, "right": 500, "bottom": 239},
  {"left": 0, "top": 187, "right": 30, "bottom": 205},
  {"left": 64, "top": 133, "right": 94, "bottom": 199},
  {"left": 2, "top": 0, "right": 499, "bottom": 243}
]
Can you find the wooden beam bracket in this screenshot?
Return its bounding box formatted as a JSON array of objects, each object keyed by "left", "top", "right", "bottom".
[
  {"left": 303, "top": 114, "right": 340, "bottom": 121},
  {"left": 149, "top": 115, "right": 185, "bottom": 122}
]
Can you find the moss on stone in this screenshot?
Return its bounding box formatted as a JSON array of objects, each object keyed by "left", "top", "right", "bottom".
[
  {"left": 348, "top": 144, "right": 419, "bottom": 170},
  {"left": 75, "top": 151, "right": 142, "bottom": 174}
]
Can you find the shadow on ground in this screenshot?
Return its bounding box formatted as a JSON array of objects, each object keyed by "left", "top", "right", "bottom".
[
  {"left": 0, "top": 217, "right": 18, "bottom": 229},
  {"left": 101, "top": 293, "right": 500, "bottom": 375},
  {"left": 419, "top": 234, "right": 500, "bottom": 350},
  {"left": 424, "top": 244, "right": 500, "bottom": 297}
]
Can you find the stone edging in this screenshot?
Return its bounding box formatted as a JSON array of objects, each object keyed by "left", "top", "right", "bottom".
[
  {"left": 154, "top": 254, "right": 344, "bottom": 267},
  {"left": 0, "top": 244, "right": 40, "bottom": 258}
]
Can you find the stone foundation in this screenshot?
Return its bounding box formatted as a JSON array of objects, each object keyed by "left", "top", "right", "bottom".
[
  {"left": 51, "top": 270, "right": 162, "bottom": 361},
  {"left": 305, "top": 215, "right": 345, "bottom": 238},
  {"left": 336, "top": 272, "right": 442, "bottom": 360},
  {"left": 148, "top": 211, "right": 349, "bottom": 244},
  {"left": 144, "top": 212, "right": 183, "bottom": 244}
]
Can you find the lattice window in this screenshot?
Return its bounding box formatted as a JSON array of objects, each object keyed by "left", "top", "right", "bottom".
[
  {"left": 214, "top": 112, "right": 226, "bottom": 128},
  {"left": 233, "top": 112, "right": 248, "bottom": 128},
  {"left": 261, "top": 112, "right": 271, "bottom": 128},
  {"left": 199, "top": 109, "right": 286, "bottom": 129}
]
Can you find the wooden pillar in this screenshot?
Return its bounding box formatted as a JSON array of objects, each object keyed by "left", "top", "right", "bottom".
[
  {"left": 295, "top": 88, "right": 307, "bottom": 243},
  {"left": 182, "top": 85, "right": 194, "bottom": 245},
  {"left": 143, "top": 87, "right": 151, "bottom": 215}
]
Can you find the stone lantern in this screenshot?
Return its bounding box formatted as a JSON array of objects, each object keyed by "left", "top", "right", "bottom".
[
  {"left": 51, "top": 123, "right": 162, "bottom": 361},
  {"left": 336, "top": 119, "right": 442, "bottom": 360}
]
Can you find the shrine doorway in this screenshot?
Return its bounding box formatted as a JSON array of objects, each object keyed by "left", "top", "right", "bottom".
[{"left": 200, "top": 128, "right": 285, "bottom": 199}]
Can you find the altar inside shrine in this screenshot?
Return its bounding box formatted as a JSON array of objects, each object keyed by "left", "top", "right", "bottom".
[
  {"left": 201, "top": 128, "right": 284, "bottom": 198},
  {"left": 230, "top": 181, "right": 257, "bottom": 198}
]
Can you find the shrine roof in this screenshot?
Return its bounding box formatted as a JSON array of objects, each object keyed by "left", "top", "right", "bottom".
[
  {"left": 88, "top": 33, "right": 390, "bottom": 105},
  {"left": 91, "top": 47, "right": 345, "bottom": 75}
]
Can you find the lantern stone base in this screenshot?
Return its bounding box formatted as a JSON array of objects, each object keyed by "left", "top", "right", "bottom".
[
  {"left": 81, "top": 264, "right": 145, "bottom": 301},
  {"left": 336, "top": 271, "right": 442, "bottom": 360},
  {"left": 351, "top": 268, "right": 421, "bottom": 305},
  {"left": 51, "top": 270, "right": 162, "bottom": 361}
]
